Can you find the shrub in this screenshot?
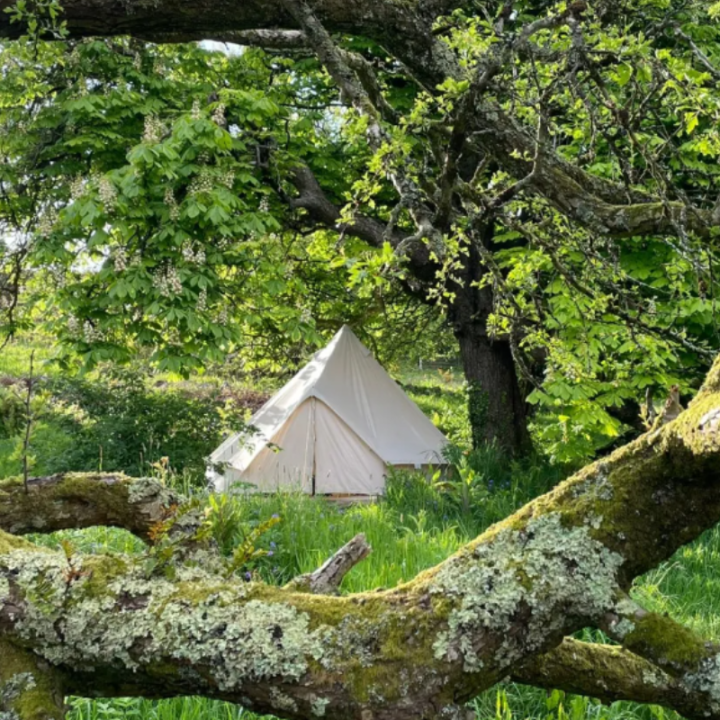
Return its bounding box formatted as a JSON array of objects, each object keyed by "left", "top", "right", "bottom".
[
  {"left": 41, "top": 367, "right": 248, "bottom": 485},
  {"left": 0, "top": 384, "right": 27, "bottom": 439}
]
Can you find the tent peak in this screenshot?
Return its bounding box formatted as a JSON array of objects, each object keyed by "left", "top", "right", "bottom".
[
  {"left": 336, "top": 324, "right": 356, "bottom": 337},
  {"left": 331, "top": 324, "right": 370, "bottom": 357}
]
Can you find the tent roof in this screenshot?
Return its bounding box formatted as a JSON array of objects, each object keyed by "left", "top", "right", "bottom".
[{"left": 211, "top": 325, "right": 448, "bottom": 471}]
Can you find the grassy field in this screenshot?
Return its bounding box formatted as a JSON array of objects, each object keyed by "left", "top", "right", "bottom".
[{"left": 1, "top": 335, "right": 717, "bottom": 719}]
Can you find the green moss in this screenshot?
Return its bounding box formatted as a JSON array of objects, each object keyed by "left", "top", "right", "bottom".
[
  {"left": 0, "top": 531, "right": 37, "bottom": 555},
  {"left": 623, "top": 613, "right": 710, "bottom": 670},
  {"left": 0, "top": 641, "right": 64, "bottom": 720},
  {"left": 81, "top": 555, "right": 131, "bottom": 598},
  {"left": 345, "top": 662, "right": 404, "bottom": 703}
]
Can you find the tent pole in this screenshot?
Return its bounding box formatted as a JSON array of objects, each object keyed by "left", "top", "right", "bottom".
[{"left": 311, "top": 397, "right": 317, "bottom": 497}]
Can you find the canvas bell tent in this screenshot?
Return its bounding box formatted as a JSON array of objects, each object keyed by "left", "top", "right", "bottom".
[{"left": 208, "top": 325, "right": 448, "bottom": 495}]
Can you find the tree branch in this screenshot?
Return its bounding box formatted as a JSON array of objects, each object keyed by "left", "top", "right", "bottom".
[
  {"left": 287, "top": 164, "right": 437, "bottom": 281},
  {"left": 280, "top": 0, "right": 442, "bottom": 250},
  {"left": 285, "top": 533, "right": 371, "bottom": 594},
  {"left": 0, "top": 473, "right": 181, "bottom": 542},
  {"left": 4, "top": 0, "right": 720, "bottom": 242},
  {"left": 285, "top": 527, "right": 720, "bottom": 719},
  {"left": 203, "top": 29, "right": 308, "bottom": 50},
  {"left": 514, "top": 638, "right": 720, "bottom": 720}
]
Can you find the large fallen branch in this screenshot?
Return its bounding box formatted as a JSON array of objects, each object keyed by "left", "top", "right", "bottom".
[{"left": 4, "top": 357, "right": 720, "bottom": 718}]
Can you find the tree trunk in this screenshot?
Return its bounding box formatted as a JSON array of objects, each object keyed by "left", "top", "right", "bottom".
[
  {"left": 448, "top": 224, "right": 531, "bottom": 455},
  {"left": 455, "top": 323, "right": 530, "bottom": 454}
]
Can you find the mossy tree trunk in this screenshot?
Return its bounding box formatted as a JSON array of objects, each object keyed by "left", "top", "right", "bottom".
[
  {"left": 5, "top": 358, "right": 720, "bottom": 718},
  {"left": 443, "top": 222, "right": 530, "bottom": 454}
]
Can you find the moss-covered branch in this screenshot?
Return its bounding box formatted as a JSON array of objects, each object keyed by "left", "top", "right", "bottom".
[
  {"left": 0, "top": 474, "right": 182, "bottom": 542},
  {"left": 598, "top": 593, "right": 717, "bottom": 680},
  {"left": 514, "top": 638, "right": 719, "bottom": 720}
]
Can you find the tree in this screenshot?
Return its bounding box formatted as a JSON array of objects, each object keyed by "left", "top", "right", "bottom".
[
  {"left": 5, "top": 0, "right": 720, "bottom": 455},
  {"left": 5, "top": 359, "right": 720, "bottom": 719}
]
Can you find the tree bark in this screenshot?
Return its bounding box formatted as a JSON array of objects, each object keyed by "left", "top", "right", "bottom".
[
  {"left": 0, "top": 473, "right": 183, "bottom": 541},
  {"left": 454, "top": 323, "right": 530, "bottom": 454},
  {"left": 447, "top": 227, "right": 531, "bottom": 454}
]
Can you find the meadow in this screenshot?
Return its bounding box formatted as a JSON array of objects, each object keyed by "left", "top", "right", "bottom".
[{"left": 1, "top": 337, "right": 717, "bottom": 720}]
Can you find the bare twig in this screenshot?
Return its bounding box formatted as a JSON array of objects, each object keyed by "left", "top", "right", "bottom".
[
  {"left": 21, "top": 350, "right": 35, "bottom": 494},
  {"left": 286, "top": 532, "right": 372, "bottom": 594}
]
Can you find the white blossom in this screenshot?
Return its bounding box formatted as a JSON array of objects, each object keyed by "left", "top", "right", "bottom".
[
  {"left": 197, "top": 288, "right": 207, "bottom": 312},
  {"left": 153, "top": 265, "right": 183, "bottom": 297},
  {"left": 70, "top": 176, "right": 85, "bottom": 201},
  {"left": 211, "top": 103, "right": 226, "bottom": 126},
  {"left": 143, "top": 115, "right": 163, "bottom": 144},
  {"left": 98, "top": 176, "right": 118, "bottom": 211},
  {"left": 164, "top": 187, "right": 180, "bottom": 222},
  {"left": 182, "top": 242, "right": 207, "bottom": 265},
  {"left": 83, "top": 321, "right": 103, "bottom": 342},
  {"left": 36, "top": 207, "right": 58, "bottom": 236},
  {"left": 188, "top": 169, "right": 213, "bottom": 195},
  {"left": 113, "top": 248, "right": 128, "bottom": 273}
]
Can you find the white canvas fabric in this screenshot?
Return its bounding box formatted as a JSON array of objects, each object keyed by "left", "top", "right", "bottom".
[
  {"left": 313, "top": 399, "right": 387, "bottom": 495},
  {"left": 208, "top": 325, "right": 448, "bottom": 494},
  {"left": 241, "top": 400, "right": 315, "bottom": 493}
]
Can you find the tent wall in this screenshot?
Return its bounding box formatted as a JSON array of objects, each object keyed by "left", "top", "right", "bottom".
[
  {"left": 310, "top": 328, "right": 448, "bottom": 466},
  {"left": 241, "top": 400, "right": 315, "bottom": 493},
  {"left": 313, "top": 400, "right": 386, "bottom": 495}
]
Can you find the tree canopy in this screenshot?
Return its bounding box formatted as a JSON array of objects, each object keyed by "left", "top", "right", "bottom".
[{"left": 3, "top": 0, "right": 720, "bottom": 457}]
